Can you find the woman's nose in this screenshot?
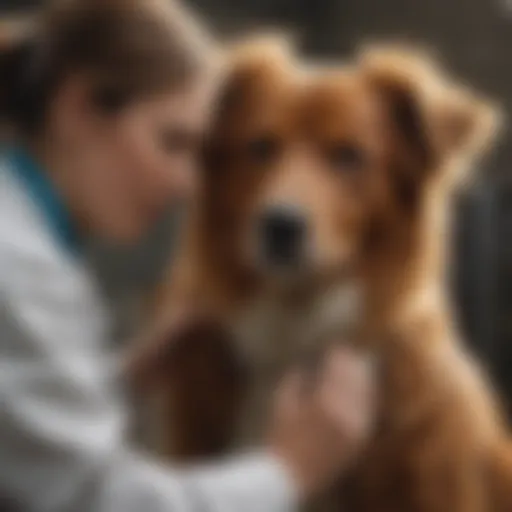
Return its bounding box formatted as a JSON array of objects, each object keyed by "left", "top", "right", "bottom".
[{"left": 166, "top": 160, "right": 198, "bottom": 202}]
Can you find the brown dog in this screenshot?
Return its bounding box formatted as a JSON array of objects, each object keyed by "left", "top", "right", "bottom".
[{"left": 131, "top": 39, "right": 512, "bottom": 511}]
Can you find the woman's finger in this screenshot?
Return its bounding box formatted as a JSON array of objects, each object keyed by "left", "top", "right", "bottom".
[{"left": 316, "top": 346, "right": 377, "bottom": 439}]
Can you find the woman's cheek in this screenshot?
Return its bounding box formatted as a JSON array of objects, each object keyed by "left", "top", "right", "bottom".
[{"left": 171, "top": 155, "right": 198, "bottom": 199}]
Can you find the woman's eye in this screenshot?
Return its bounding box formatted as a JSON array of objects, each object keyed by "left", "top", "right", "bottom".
[
  {"left": 327, "top": 143, "right": 365, "bottom": 172},
  {"left": 246, "top": 135, "right": 281, "bottom": 165}
]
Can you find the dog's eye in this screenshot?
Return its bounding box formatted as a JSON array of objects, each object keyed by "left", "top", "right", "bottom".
[
  {"left": 246, "top": 135, "right": 281, "bottom": 165},
  {"left": 327, "top": 143, "right": 365, "bottom": 172}
]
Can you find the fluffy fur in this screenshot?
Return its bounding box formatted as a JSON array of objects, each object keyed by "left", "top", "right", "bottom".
[{"left": 132, "top": 39, "right": 512, "bottom": 511}]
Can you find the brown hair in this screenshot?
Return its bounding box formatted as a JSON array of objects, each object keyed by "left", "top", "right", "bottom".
[{"left": 0, "top": 0, "right": 213, "bottom": 135}]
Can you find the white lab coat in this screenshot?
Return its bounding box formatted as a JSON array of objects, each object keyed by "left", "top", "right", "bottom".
[{"left": 0, "top": 153, "right": 296, "bottom": 512}]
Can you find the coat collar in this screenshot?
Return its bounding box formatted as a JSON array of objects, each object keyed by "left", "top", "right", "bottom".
[{"left": 5, "top": 146, "right": 82, "bottom": 257}]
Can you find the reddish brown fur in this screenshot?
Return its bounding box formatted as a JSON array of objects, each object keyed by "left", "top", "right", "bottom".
[{"left": 132, "top": 40, "right": 512, "bottom": 511}]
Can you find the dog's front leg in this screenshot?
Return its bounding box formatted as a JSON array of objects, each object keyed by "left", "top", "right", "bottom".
[{"left": 143, "top": 319, "right": 248, "bottom": 462}]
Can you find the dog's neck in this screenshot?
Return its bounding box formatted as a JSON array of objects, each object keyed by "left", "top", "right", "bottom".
[
  {"left": 222, "top": 274, "right": 363, "bottom": 373},
  {"left": 227, "top": 276, "right": 365, "bottom": 446},
  {"left": 363, "top": 193, "right": 453, "bottom": 336}
]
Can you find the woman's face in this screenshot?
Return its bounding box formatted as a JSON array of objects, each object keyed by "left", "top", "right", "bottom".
[{"left": 62, "top": 78, "right": 216, "bottom": 243}]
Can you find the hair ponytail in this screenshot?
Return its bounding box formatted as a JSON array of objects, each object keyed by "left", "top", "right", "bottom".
[{"left": 0, "top": 31, "right": 47, "bottom": 134}]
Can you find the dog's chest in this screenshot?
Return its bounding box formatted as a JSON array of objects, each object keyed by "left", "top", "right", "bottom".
[{"left": 228, "top": 282, "right": 362, "bottom": 446}]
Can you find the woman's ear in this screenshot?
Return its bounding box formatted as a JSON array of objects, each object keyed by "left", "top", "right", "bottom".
[
  {"left": 360, "top": 44, "right": 502, "bottom": 180},
  {"left": 49, "top": 75, "right": 106, "bottom": 147}
]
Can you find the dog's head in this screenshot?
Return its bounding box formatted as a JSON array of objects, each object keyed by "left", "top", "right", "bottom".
[{"left": 200, "top": 38, "right": 500, "bottom": 286}]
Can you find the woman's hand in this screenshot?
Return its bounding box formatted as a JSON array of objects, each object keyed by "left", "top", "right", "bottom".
[{"left": 268, "top": 344, "right": 376, "bottom": 500}]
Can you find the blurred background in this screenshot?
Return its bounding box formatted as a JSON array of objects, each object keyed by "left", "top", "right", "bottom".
[{"left": 2, "top": 0, "right": 512, "bottom": 413}]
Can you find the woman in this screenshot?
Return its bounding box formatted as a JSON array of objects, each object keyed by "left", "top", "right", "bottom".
[{"left": 0, "top": 1, "right": 375, "bottom": 511}]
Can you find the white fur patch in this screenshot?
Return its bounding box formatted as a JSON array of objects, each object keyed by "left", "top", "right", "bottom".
[{"left": 229, "top": 279, "right": 363, "bottom": 445}]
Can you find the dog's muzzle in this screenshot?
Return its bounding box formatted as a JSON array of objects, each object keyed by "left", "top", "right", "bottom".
[{"left": 258, "top": 205, "right": 307, "bottom": 269}]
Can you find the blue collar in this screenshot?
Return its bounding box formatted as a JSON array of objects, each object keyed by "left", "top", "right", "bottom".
[{"left": 5, "top": 146, "right": 82, "bottom": 257}]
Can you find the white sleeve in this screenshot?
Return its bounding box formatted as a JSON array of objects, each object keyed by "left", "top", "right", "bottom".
[{"left": 0, "top": 256, "right": 297, "bottom": 512}]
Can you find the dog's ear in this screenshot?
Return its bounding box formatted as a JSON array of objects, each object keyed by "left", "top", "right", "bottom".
[
  {"left": 203, "top": 34, "right": 295, "bottom": 175},
  {"left": 361, "top": 45, "right": 502, "bottom": 183},
  {"left": 211, "top": 34, "right": 295, "bottom": 129}
]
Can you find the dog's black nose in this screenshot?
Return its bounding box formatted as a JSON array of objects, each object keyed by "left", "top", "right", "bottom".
[{"left": 259, "top": 206, "right": 307, "bottom": 267}]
